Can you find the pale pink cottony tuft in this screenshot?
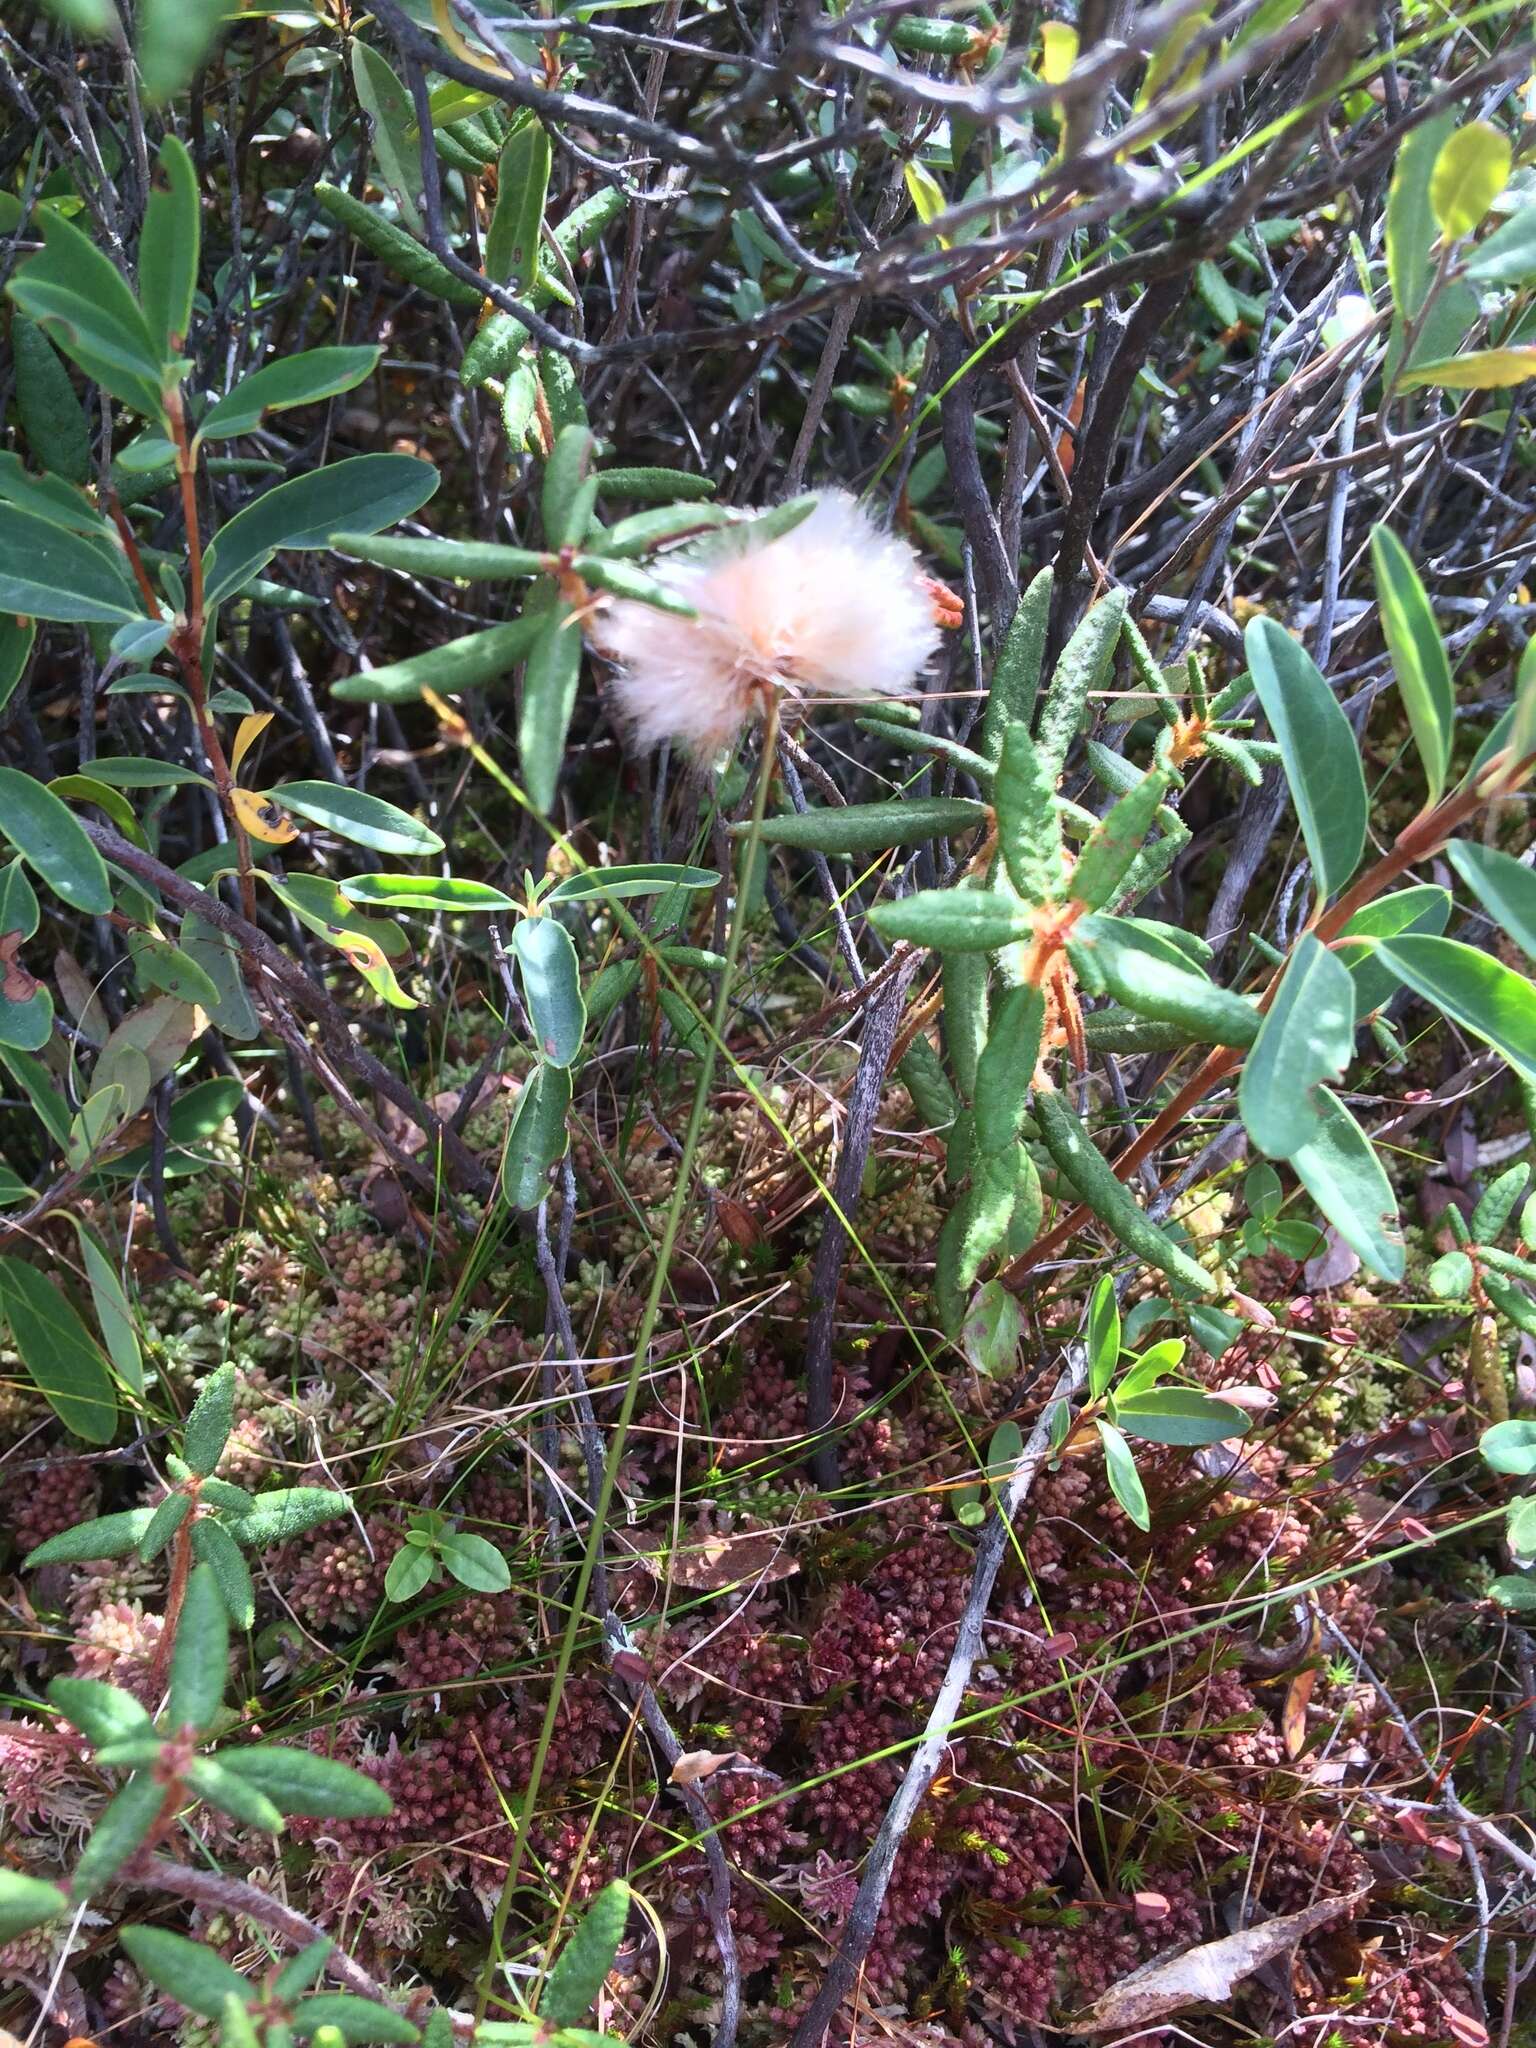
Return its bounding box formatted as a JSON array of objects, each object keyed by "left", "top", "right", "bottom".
[{"left": 597, "top": 489, "right": 942, "bottom": 756}]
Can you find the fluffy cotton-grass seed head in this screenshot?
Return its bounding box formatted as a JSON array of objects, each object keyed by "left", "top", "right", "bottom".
[{"left": 597, "top": 489, "right": 942, "bottom": 757}]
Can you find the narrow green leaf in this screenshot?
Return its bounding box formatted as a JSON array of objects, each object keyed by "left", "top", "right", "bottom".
[
  {"left": 0, "top": 502, "right": 143, "bottom": 623},
  {"left": 140, "top": 135, "right": 200, "bottom": 357},
  {"left": 138, "top": 1488, "right": 192, "bottom": 1561},
  {"left": 0, "top": 1253, "right": 116, "bottom": 1441},
  {"left": 329, "top": 532, "right": 549, "bottom": 582},
  {"left": 518, "top": 599, "right": 583, "bottom": 814},
  {"left": 485, "top": 116, "right": 550, "bottom": 287},
  {"left": 74, "top": 1771, "right": 166, "bottom": 1890},
  {"left": 48, "top": 1674, "right": 154, "bottom": 1746},
  {"left": 1240, "top": 933, "right": 1356, "bottom": 1159},
  {"left": 1245, "top": 616, "right": 1366, "bottom": 900},
  {"left": 330, "top": 616, "right": 544, "bottom": 704},
  {"left": 1473, "top": 1162, "right": 1530, "bottom": 1245},
  {"left": 996, "top": 723, "right": 1065, "bottom": 907},
  {"left": 13, "top": 312, "right": 92, "bottom": 483},
  {"left": 203, "top": 456, "right": 438, "bottom": 608},
  {"left": 972, "top": 986, "right": 1044, "bottom": 1158},
  {"left": 1447, "top": 840, "right": 1536, "bottom": 961},
  {"left": 1087, "top": 1274, "right": 1119, "bottom": 1399},
  {"left": 547, "top": 862, "right": 719, "bottom": 903},
  {"left": 292, "top": 1994, "right": 421, "bottom": 2044},
  {"left": 1097, "top": 1420, "right": 1150, "bottom": 1531},
  {"left": 26, "top": 1507, "right": 154, "bottom": 1567},
  {"left": 869, "top": 886, "right": 1032, "bottom": 954},
  {"left": 511, "top": 916, "right": 586, "bottom": 1066},
  {"left": 1335, "top": 885, "right": 1451, "bottom": 1014},
  {"left": 0, "top": 1871, "right": 69, "bottom": 1943},
  {"left": 1289, "top": 1088, "right": 1404, "bottom": 1281},
  {"left": 120, "top": 1926, "right": 250, "bottom": 2021},
  {"left": 543, "top": 424, "right": 598, "bottom": 551},
  {"left": 168, "top": 1563, "right": 229, "bottom": 1732},
  {"left": 504, "top": 1061, "right": 572, "bottom": 1209},
  {"left": 184, "top": 1360, "right": 237, "bottom": 1476},
  {"left": 540, "top": 1881, "right": 632, "bottom": 2026},
  {"left": 219, "top": 1744, "right": 394, "bottom": 1818},
  {"left": 277, "top": 782, "right": 444, "bottom": 856},
  {"left": 1379, "top": 934, "right": 1536, "bottom": 1079},
  {"left": 751, "top": 795, "right": 987, "bottom": 854},
  {"left": 187, "top": 1756, "right": 285, "bottom": 1832},
  {"left": 191, "top": 1516, "right": 256, "bottom": 1628},
  {"left": 1113, "top": 1387, "right": 1249, "bottom": 1446},
  {"left": 0, "top": 616, "right": 36, "bottom": 718},
  {"left": 1466, "top": 207, "right": 1536, "bottom": 287},
  {"left": 1371, "top": 525, "right": 1453, "bottom": 802},
  {"left": 1428, "top": 1249, "right": 1474, "bottom": 1298},
  {"left": 1034, "top": 1086, "right": 1214, "bottom": 1296},
  {"left": 1035, "top": 589, "right": 1126, "bottom": 775},
  {"left": 1070, "top": 769, "right": 1172, "bottom": 912},
  {"left": 352, "top": 41, "right": 426, "bottom": 232},
  {"left": 1069, "top": 914, "right": 1259, "bottom": 1047},
  {"left": 137, "top": 0, "right": 233, "bottom": 101},
  {"left": 227, "top": 1485, "right": 350, "bottom": 1548},
  {"left": 340, "top": 873, "right": 518, "bottom": 912},
  {"left": 199, "top": 346, "right": 382, "bottom": 442},
  {"left": 7, "top": 209, "right": 165, "bottom": 418},
  {"left": 977, "top": 566, "right": 1053, "bottom": 765}
]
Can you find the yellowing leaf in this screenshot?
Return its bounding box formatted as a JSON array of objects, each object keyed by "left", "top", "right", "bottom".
[
  {"left": 1429, "top": 121, "right": 1512, "bottom": 240},
  {"left": 1400, "top": 346, "right": 1536, "bottom": 390},
  {"left": 1135, "top": 7, "right": 1211, "bottom": 109},
  {"left": 903, "top": 160, "right": 949, "bottom": 246},
  {"left": 1038, "top": 21, "right": 1078, "bottom": 84},
  {"left": 230, "top": 785, "right": 298, "bottom": 844},
  {"left": 230, "top": 710, "right": 274, "bottom": 780},
  {"left": 327, "top": 926, "right": 417, "bottom": 1010}
]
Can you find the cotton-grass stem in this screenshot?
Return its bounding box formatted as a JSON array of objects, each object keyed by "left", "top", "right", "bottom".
[{"left": 473, "top": 692, "right": 781, "bottom": 2041}]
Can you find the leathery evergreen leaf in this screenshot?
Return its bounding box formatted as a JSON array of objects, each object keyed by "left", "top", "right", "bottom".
[
  {"left": 1371, "top": 525, "right": 1454, "bottom": 801},
  {"left": 539, "top": 1880, "right": 633, "bottom": 2026},
  {"left": 511, "top": 916, "right": 586, "bottom": 1066},
  {"left": 1379, "top": 935, "right": 1536, "bottom": 1079},
  {"left": 1245, "top": 616, "right": 1366, "bottom": 901},
  {"left": 1240, "top": 934, "right": 1356, "bottom": 1159},
  {"left": 0, "top": 1254, "right": 117, "bottom": 1442},
  {"left": 995, "top": 724, "right": 1065, "bottom": 908},
  {"left": 1289, "top": 1089, "right": 1404, "bottom": 1281}
]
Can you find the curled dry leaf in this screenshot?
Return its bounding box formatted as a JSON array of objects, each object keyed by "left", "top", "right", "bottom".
[
  {"left": 1075, "top": 1889, "right": 1370, "bottom": 2031},
  {"left": 669, "top": 1748, "right": 740, "bottom": 1787},
  {"left": 1281, "top": 1664, "right": 1317, "bottom": 1760}
]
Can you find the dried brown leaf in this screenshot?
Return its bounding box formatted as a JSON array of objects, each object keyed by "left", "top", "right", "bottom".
[{"left": 1076, "top": 1890, "right": 1370, "bottom": 2031}]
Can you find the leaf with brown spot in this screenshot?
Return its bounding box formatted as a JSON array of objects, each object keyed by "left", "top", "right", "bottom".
[
  {"left": 0, "top": 932, "right": 37, "bottom": 1002},
  {"left": 1075, "top": 1890, "right": 1370, "bottom": 2031}
]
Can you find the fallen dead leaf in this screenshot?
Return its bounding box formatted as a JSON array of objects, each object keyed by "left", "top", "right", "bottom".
[
  {"left": 1282, "top": 1665, "right": 1317, "bottom": 1759},
  {"left": 617, "top": 1525, "right": 798, "bottom": 1590},
  {"left": 1076, "top": 1889, "right": 1370, "bottom": 2031},
  {"left": 669, "top": 1748, "right": 740, "bottom": 1787}
]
